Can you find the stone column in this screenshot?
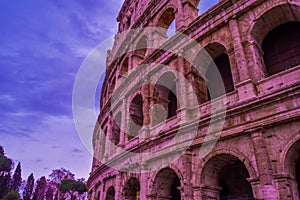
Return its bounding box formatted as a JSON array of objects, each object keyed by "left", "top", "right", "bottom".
[
  {"left": 176, "top": 52, "right": 189, "bottom": 122},
  {"left": 181, "top": 151, "right": 194, "bottom": 200},
  {"left": 273, "top": 173, "right": 297, "bottom": 200},
  {"left": 119, "top": 98, "right": 127, "bottom": 147},
  {"left": 244, "top": 40, "right": 266, "bottom": 82},
  {"left": 140, "top": 169, "right": 149, "bottom": 200},
  {"left": 104, "top": 115, "right": 113, "bottom": 158},
  {"left": 180, "top": 0, "right": 198, "bottom": 29},
  {"left": 100, "top": 183, "right": 105, "bottom": 200},
  {"left": 115, "top": 173, "right": 123, "bottom": 199},
  {"left": 229, "top": 18, "right": 257, "bottom": 102},
  {"left": 249, "top": 127, "right": 278, "bottom": 199},
  {"left": 142, "top": 77, "right": 151, "bottom": 126}
]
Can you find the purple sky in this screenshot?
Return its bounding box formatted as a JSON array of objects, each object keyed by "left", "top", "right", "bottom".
[
  {"left": 0, "top": 0, "right": 217, "bottom": 180},
  {"left": 0, "top": 0, "right": 123, "bottom": 179}
]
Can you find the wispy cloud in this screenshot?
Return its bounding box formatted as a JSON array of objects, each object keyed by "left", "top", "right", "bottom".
[{"left": 0, "top": 0, "right": 124, "bottom": 179}]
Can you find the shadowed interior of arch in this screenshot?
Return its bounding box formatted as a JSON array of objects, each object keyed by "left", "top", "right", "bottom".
[
  {"left": 201, "top": 154, "right": 254, "bottom": 200},
  {"left": 262, "top": 21, "right": 300, "bottom": 76},
  {"left": 153, "top": 168, "right": 181, "bottom": 200}
]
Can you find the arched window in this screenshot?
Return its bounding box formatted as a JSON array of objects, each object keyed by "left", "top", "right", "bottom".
[
  {"left": 105, "top": 187, "right": 115, "bottom": 200},
  {"left": 153, "top": 168, "right": 181, "bottom": 200},
  {"left": 262, "top": 21, "right": 300, "bottom": 76},
  {"left": 201, "top": 154, "right": 254, "bottom": 200},
  {"left": 157, "top": 8, "right": 176, "bottom": 39},
  {"left": 120, "top": 57, "right": 129, "bottom": 77},
  {"left": 284, "top": 139, "right": 300, "bottom": 199},
  {"left": 152, "top": 72, "right": 177, "bottom": 125},
  {"left": 133, "top": 36, "right": 148, "bottom": 68},
  {"left": 128, "top": 94, "right": 143, "bottom": 139},
  {"left": 123, "top": 177, "right": 140, "bottom": 200},
  {"left": 111, "top": 113, "right": 121, "bottom": 145},
  {"left": 197, "top": 0, "right": 219, "bottom": 15},
  {"left": 194, "top": 43, "right": 234, "bottom": 101},
  {"left": 109, "top": 77, "right": 116, "bottom": 97}
]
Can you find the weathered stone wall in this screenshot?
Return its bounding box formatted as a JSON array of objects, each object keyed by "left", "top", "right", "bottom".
[{"left": 88, "top": 0, "right": 300, "bottom": 199}]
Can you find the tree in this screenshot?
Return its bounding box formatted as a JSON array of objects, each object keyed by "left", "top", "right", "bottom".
[
  {"left": 11, "top": 162, "right": 22, "bottom": 192},
  {"left": 59, "top": 179, "right": 86, "bottom": 200},
  {"left": 2, "top": 190, "right": 20, "bottom": 200},
  {"left": 0, "top": 150, "right": 12, "bottom": 176},
  {"left": 0, "top": 146, "right": 4, "bottom": 156},
  {"left": 45, "top": 187, "right": 54, "bottom": 200},
  {"left": 23, "top": 173, "right": 34, "bottom": 200},
  {"left": 32, "top": 176, "right": 47, "bottom": 200},
  {"left": 0, "top": 173, "right": 11, "bottom": 198},
  {"left": 49, "top": 168, "right": 75, "bottom": 184},
  {"left": 0, "top": 146, "right": 12, "bottom": 198}
]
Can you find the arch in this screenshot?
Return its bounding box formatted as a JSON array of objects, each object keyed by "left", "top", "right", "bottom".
[
  {"left": 151, "top": 167, "right": 182, "bottom": 200},
  {"left": 105, "top": 186, "right": 115, "bottom": 200},
  {"left": 262, "top": 21, "right": 300, "bottom": 76},
  {"left": 200, "top": 153, "right": 254, "bottom": 200},
  {"left": 152, "top": 71, "right": 178, "bottom": 125},
  {"left": 123, "top": 177, "right": 140, "bottom": 200},
  {"left": 156, "top": 7, "right": 176, "bottom": 39},
  {"left": 250, "top": 3, "right": 300, "bottom": 47},
  {"left": 193, "top": 43, "right": 234, "bottom": 100},
  {"left": 133, "top": 35, "right": 148, "bottom": 68},
  {"left": 128, "top": 94, "right": 144, "bottom": 139},
  {"left": 111, "top": 112, "right": 121, "bottom": 145},
  {"left": 108, "top": 77, "right": 116, "bottom": 97},
  {"left": 198, "top": 148, "right": 257, "bottom": 182},
  {"left": 157, "top": 7, "right": 176, "bottom": 29},
  {"left": 282, "top": 136, "right": 300, "bottom": 199},
  {"left": 120, "top": 57, "right": 129, "bottom": 77}
]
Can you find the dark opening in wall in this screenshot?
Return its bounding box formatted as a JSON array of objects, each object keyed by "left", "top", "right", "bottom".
[
  {"left": 262, "top": 21, "right": 300, "bottom": 76},
  {"left": 128, "top": 94, "right": 143, "bottom": 139},
  {"left": 105, "top": 187, "right": 115, "bottom": 200}
]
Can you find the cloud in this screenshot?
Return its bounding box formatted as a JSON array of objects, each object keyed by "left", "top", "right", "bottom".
[{"left": 0, "top": 0, "right": 124, "bottom": 179}]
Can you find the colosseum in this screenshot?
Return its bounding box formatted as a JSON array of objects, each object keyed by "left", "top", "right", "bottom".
[{"left": 87, "top": 0, "right": 300, "bottom": 199}]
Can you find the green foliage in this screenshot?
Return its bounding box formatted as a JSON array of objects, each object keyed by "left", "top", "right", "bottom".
[
  {"left": 23, "top": 173, "right": 34, "bottom": 200},
  {"left": 59, "top": 179, "right": 86, "bottom": 199},
  {"left": 2, "top": 190, "right": 20, "bottom": 200},
  {"left": 10, "top": 162, "right": 22, "bottom": 192}
]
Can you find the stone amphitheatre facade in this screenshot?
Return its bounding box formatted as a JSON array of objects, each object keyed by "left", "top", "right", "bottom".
[{"left": 87, "top": 0, "right": 300, "bottom": 199}]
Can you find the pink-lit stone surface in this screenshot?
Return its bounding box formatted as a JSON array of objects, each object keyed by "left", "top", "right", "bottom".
[{"left": 88, "top": 0, "right": 300, "bottom": 199}]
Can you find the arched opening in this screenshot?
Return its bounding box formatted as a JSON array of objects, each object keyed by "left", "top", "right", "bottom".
[
  {"left": 152, "top": 72, "right": 177, "bottom": 125},
  {"left": 100, "top": 127, "right": 107, "bottom": 157},
  {"left": 109, "top": 77, "right": 116, "bottom": 97},
  {"left": 133, "top": 36, "right": 148, "bottom": 67},
  {"left": 120, "top": 57, "right": 129, "bottom": 77},
  {"left": 157, "top": 8, "right": 176, "bottom": 39},
  {"left": 111, "top": 113, "right": 121, "bottom": 145},
  {"left": 205, "top": 43, "right": 234, "bottom": 100},
  {"left": 197, "top": 0, "right": 219, "bottom": 15},
  {"left": 128, "top": 94, "right": 143, "bottom": 139},
  {"left": 201, "top": 154, "right": 254, "bottom": 200},
  {"left": 123, "top": 177, "right": 140, "bottom": 200},
  {"left": 105, "top": 187, "right": 115, "bottom": 200},
  {"left": 284, "top": 139, "right": 300, "bottom": 198},
  {"left": 153, "top": 168, "right": 181, "bottom": 200},
  {"left": 262, "top": 21, "right": 300, "bottom": 76}
]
